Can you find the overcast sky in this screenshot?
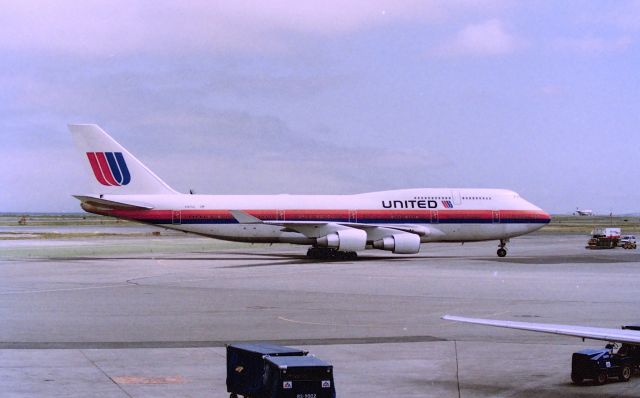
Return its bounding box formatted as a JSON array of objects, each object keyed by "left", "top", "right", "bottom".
[{"left": 2, "top": 1, "right": 640, "bottom": 214}]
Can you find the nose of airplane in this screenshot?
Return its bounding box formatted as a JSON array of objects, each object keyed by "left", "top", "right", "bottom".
[
  {"left": 523, "top": 197, "right": 551, "bottom": 227},
  {"left": 532, "top": 208, "right": 551, "bottom": 234},
  {"left": 539, "top": 210, "right": 551, "bottom": 224}
]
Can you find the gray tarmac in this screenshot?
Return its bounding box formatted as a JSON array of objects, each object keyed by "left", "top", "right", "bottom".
[{"left": 2, "top": 233, "right": 640, "bottom": 397}]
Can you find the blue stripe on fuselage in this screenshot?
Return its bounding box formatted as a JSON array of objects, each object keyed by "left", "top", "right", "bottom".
[{"left": 138, "top": 217, "right": 550, "bottom": 225}]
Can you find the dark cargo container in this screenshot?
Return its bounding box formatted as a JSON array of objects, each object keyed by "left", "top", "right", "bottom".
[
  {"left": 226, "top": 343, "right": 307, "bottom": 398},
  {"left": 263, "top": 355, "right": 336, "bottom": 398}
]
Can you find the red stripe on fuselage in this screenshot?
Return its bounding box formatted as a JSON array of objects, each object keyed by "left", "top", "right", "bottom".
[{"left": 86, "top": 208, "right": 550, "bottom": 223}]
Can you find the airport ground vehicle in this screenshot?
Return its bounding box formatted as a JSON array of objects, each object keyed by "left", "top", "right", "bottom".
[
  {"left": 586, "top": 228, "right": 621, "bottom": 249},
  {"left": 571, "top": 342, "right": 640, "bottom": 385},
  {"left": 619, "top": 235, "right": 637, "bottom": 249},
  {"left": 226, "top": 343, "right": 335, "bottom": 398}
]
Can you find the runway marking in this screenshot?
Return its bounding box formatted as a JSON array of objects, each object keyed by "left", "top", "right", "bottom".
[
  {"left": 79, "top": 350, "right": 133, "bottom": 398},
  {"left": 0, "top": 283, "right": 133, "bottom": 295},
  {"left": 277, "top": 315, "right": 378, "bottom": 328},
  {"left": 0, "top": 335, "right": 446, "bottom": 349},
  {"left": 489, "top": 310, "right": 510, "bottom": 317},
  {"left": 113, "top": 376, "right": 187, "bottom": 385}
]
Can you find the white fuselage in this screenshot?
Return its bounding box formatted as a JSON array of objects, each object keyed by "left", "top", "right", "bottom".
[{"left": 82, "top": 188, "right": 550, "bottom": 246}]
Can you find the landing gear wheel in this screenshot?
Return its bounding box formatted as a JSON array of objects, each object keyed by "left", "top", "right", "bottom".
[
  {"left": 594, "top": 371, "right": 607, "bottom": 385},
  {"left": 620, "top": 366, "right": 632, "bottom": 382},
  {"left": 334, "top": 250, "right": 357, "bottom": 260},
  {"left": 307, "top": 247, "right": 329, "bottom": 259},
  {"left": 306, "top": 247, "right": 358, "bottom": 260},
  {"left": 497, "top": 239, "right": 509, "bottom": 257}
]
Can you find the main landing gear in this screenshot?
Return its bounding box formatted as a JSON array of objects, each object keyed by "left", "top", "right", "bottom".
[
  {"left": 306, "top": 247, "right": 358, "bottom": 260},
  {"left": 497, "top": 239, "right": 509, "bottom": 257}
]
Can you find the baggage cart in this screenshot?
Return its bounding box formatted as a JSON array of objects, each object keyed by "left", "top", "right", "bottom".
[
  {"left": 263, "top": 355, "right": 336, "bottom": 398},
  {"left": 226, "top": 343, "right": 307, "bottom": 398}
]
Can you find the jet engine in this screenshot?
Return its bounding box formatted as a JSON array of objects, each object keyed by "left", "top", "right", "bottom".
[
  {"left": 316, "top": 229, "right": 367, "bottom": 252},
  {"left": 372, "top": 233, "right": 421, "bottom": 254}
]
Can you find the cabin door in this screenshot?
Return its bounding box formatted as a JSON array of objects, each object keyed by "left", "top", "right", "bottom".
[
  {"left": 431, "top": 210, "right": 439, "bottom": 224},
  {"left": 452, "top": 190, "right": 462, "bottom": 205},
  {"left": 172, "top": 210, "right": 182, "bottom": 225},
  {"left": 492, "top": 210, "right": 500, "bottom": 223}
]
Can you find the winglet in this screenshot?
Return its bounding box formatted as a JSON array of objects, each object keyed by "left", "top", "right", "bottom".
[{"left": 230, "top": 210, "right": 263, "bottom": 224}]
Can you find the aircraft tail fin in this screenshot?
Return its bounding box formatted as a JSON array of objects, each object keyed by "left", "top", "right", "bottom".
[{"left": 69, "top": 124, "right": 178, "bottom": 195}]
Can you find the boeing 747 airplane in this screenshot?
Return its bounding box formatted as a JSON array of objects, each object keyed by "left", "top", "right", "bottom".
[{"left": 70, "top": 124, "right": 550, "bottom": 259}]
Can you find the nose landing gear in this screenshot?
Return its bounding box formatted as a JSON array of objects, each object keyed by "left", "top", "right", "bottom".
[{"left": 497, "top": 239, "right": 509, "bottom": 257}]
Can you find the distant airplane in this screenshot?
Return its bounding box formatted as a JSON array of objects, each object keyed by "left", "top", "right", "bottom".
[
  {"left": 69, "top": 124, "right": 550, "bottom": 259},
  {"left": 574, "top": 207, "right": 593, "bottom": 216},
  {"left": 442, "top": 315, "right": 640, "bottom": 345}
]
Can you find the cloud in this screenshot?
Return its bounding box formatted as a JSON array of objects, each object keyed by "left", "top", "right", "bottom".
[
  {"left": 434, "top": 19, "right": 519, "bottom": 57},
  {"left": 127, "top": 109, "right": 453, "bottom": 195},
  {"left": 1, "top": 61, "right": 453, "bottom": 207},
  {"left": 552, "top": 36, "right": 633, "bottom": 55},
  {"left": 0, "top": 1, "right": 509, "bottom": 56}
]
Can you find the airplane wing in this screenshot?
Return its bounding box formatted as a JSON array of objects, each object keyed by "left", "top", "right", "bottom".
[
  {"left": 264, "top": 220, "right": 429, "bottom": 237},
  {"left": 229, "top": 210, "right": 429, "bottom": 236},
  {"left": 229, "top": 210, "right": 262, "bottom": 224},
  {"left": 442, "top": 315, "right": 640, "bottom": 345},
  {"left": 228, "top": 210, "right": 428, "bottom": 253},
  {"left": 228, "top": 211, "right": 336, "bottom": 237}
]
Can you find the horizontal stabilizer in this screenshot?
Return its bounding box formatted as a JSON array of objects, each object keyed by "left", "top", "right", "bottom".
[{"left": 73, "top": 195, "right": 154, "bottom": 210}]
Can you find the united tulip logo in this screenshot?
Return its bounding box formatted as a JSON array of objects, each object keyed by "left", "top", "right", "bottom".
[{"left": 86, "top": 152, "right": 131, "bottom": 186}]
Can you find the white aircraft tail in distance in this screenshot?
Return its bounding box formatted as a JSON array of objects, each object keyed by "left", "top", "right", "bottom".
[{"left": 69, "top": 124, "right": 551, "bottom": 259}]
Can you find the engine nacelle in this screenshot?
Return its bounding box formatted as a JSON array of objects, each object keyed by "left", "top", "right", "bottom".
[
  {"left": 373, "top": 233, "right": 421, "bottom": 254},
  {"left": 316, "top": 229, "right": 367, "bottom": 252}
]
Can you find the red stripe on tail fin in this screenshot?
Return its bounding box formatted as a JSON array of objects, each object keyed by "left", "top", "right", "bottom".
[
  {"left": 95, "top": 152, "right": 119, "bottom": 186},
  {"left": 86, "top": 152, "right": 111, "bottom": 186}
]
